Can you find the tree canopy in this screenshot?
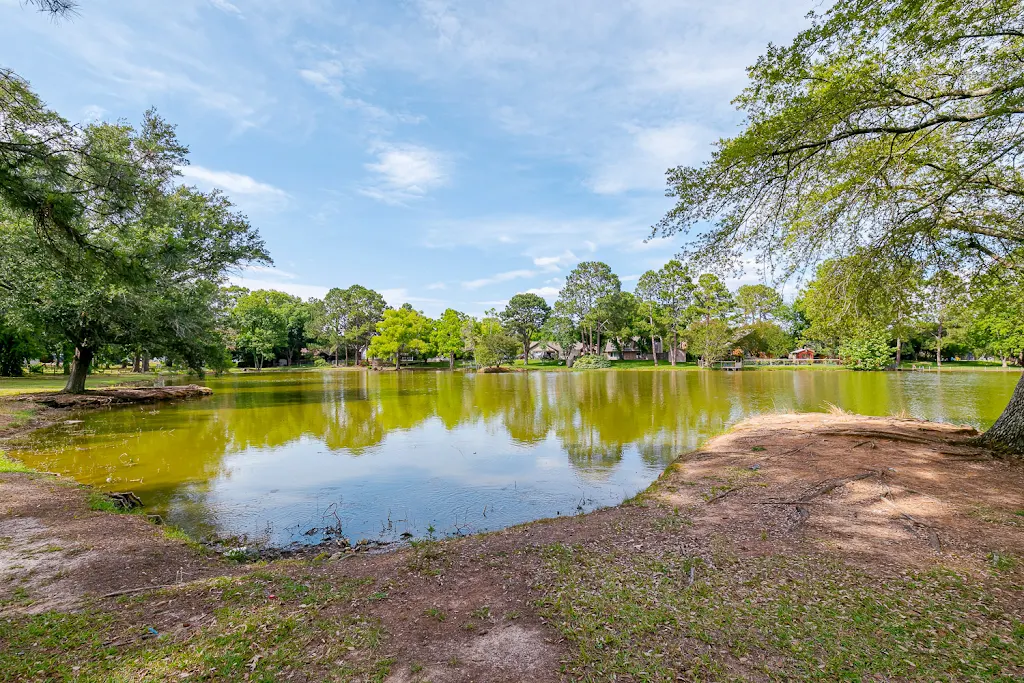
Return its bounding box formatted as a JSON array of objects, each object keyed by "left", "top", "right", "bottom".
[
  {"left": 499, "top": 293, "right": 551, "bottom": 366},
  {"left": 655, "top": 0, "right": 1024, "bottom": 279},
  {"left": 653, "top": 0, "right": 1024, "bottom": 451}
]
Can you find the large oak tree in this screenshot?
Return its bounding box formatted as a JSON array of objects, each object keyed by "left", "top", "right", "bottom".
[{"left": 654, "top": 0, "right": 1024, "bottom": 453}]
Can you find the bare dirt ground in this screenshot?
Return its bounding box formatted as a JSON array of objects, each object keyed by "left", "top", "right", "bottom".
[{"left": 1, "top": 412, "right": 1023, "bottom": 682}]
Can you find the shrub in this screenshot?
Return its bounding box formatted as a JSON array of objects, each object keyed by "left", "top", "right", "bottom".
[
  {"left": 572, "top": 354, "right": 611, "bottom": 370},
  {"left": 313, "top": 357, "right": 330, "bottom": 368},
  {"left": 840, "top": 327, "right": 895, "bottom": 371}
]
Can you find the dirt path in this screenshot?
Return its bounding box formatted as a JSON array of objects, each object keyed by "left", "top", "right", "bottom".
[{"left": 1, "top": 412, "right": 1023, "bottom": 682}]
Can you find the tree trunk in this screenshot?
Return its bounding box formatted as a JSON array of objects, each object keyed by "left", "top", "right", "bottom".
[
  {"left": 449, "top": 354, "right": 455, "bottom": 371},
  {"left": 345, "top": 344, "right": 349, "bottom": 367},
  {"left": 524, "top": 338, "right": 530, "bottom": 366},
  {"left": 977, "top": 370, "right": 1024, "bottom": 454},
  {"left": 651, "top": 334, "right": 658, "bottom": 366},
  {"left": 132, "top": 352, "right": 141, "bottom": 374},
  {"left": 395, "top": 353, "right": 401, "bottom": 371},
  {"left": 895, "top": 337, "right": 902, "bottom": 367},
  {"left": 142, "top": 352, "right": 150, "bottom": 373},
  {"left": 670, "top": 329, "right": 678, "bottom": 367},
  {"left": 936, "top": 324, "right": 942, "bottom": 368},
  {"left": 596, "top": 330, "right": 601, "bottom": 359},
  {"left": 61, "top": 345, "right": 93, "bottom": 394},
  {"left": 1002, "top": 355, "right": 1008, "bottom": 369},
  {"left": 335, "top": 346, "right": 339, "bottom": 366}
]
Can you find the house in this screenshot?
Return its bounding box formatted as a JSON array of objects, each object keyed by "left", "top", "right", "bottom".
[
  {"left": 789, "top": 347, "right": 816, "bottom": 360},
  {"left": 603, "top": 338, "right": 686, "bottom": 362}
]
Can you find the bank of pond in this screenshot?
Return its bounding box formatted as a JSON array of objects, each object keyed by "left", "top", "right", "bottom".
[{"left": 2, "top": 368, "right": 1016, "bottom": 550}]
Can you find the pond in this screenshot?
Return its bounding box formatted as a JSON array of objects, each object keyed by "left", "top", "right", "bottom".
[{"left": 8, "top": 369, "right": 1019, "bottom": 546}]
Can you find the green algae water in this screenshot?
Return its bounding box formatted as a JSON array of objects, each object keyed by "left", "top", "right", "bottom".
[{"left": 8, "top": 369, "right": 1019, "bottom": 546}]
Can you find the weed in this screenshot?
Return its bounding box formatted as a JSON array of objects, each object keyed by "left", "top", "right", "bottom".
[
  {"left": 0, "top": 574, "right": 393, "bottom": 682},
  {"left": 0, "top": 452, "right": 32, "bottom": 474},
  {"left": 470, "top": 606, "right": 491, "bottom": 620},
  {"left": 751, "top": 445, "right": 766, "bottom": 452},
  {"left": 988, "top": 552, "right": 1018, "bottom": 571},
  {"left": 461, "top": 622, "right": 476, "bottom": 631},
  {"left": 86, "top": 492, "right": 124, "bottom": 513},
  {"left": 540, "top": 545, "right": 1024, "bottom": 681},
  {"left": 162, "top": 525, "right": 207, "bottom": 554},
  {"left": 424, "top": 607, "right": 446, "bottom": 621}
]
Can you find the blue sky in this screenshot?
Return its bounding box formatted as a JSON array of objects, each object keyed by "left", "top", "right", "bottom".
[{"left": 2, "top": 0, "right": 812, "bottom": 317}]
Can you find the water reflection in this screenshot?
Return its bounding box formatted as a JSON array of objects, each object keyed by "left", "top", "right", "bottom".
[{"left": 10, "top": 369, "right": 1018, "bottom": 545}]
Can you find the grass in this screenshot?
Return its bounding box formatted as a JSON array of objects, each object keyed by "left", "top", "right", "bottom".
[
  {"left": 540, "top": 544, "right": 1024, "bottom": 681},
  {"left": 0, "top": 372, "right": 162, "bottom": 397},
  {"left": 0, "top": 570, "right": 393, "bottom": 683},
  {"left": 0, "top": 452, "right": 33, "bottom": 474},
  {"left": 900, "top": 360, "right": 1014, "bottom": 371},
  {"left": 86, "top": 492, "right": 130, "bottom": 514},
  {"left": 162, "top": 525, "right": 208, "bottom": 554}
]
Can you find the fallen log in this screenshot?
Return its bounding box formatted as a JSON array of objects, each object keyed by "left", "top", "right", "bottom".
[{"left": 30, "top": 385, "right": 213, "bottom": 409}]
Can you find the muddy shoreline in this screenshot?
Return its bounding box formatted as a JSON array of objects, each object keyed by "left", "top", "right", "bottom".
[
  {"left": 2, "top": 412, "right": 1023, "bottom": 680},
  {"left": 0, "top": 384, "right": 212, "bottom": 445}
]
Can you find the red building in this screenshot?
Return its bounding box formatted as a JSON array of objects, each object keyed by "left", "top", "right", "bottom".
[{"left": 789, "top": 347, "right": 816, "bottom": 360}]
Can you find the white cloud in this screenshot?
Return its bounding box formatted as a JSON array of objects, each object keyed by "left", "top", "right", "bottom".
[
  {"left": 209, "top": 0, "right": 242, "bottom": 16},
  {"left": 532, "top": 250, "right": 577, "bottom": 270},
  {"left": 590, "top": 122, "right": 713, "bottom": 195},
  {"left": 242, "top": 265, "right": 298, "bottom": 280},
  {"left": 426, "top": 282, "right": 447, "bottom": 290},
  {"left": 229, "top": 277, "right": 328, "bottom": 300},
  {"left": 298, "top": 58, "right": 423, "bottom": 124},
  {"left": 179, "top": 165, "right": 289, "bottom": 209},
  {"left": 462, "top": 269, "right": 536, "bottom": 290},
  {"left": 82, "top": 104, "right": 106, "bottom": 122},
  {"left": 359, "top": 143, "right": 449, "bottom": 203},
  {"left": 526, "top": 286, "right": 560, "bottom": 299}
]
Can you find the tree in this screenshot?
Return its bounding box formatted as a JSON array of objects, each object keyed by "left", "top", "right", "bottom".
[
  {"left": 920, "top": 270, "right": 967, "bottom": 367},
  {"left": 473, "top": 317, "right": 519, "bottom": 369},
  {"left": 499, "top": 293, "right": 551, "bottom": 366},
  {"left": 634, "top": 271, "right": 666, "bottom": 366},
  {"left": 367, "top": 307, "right": 431, "bottom": 369},
  {"left": 542, "top": 308, "right": 580, "bottom": 364},
  {"left": 432, "top": 308, "right": 468, "bottom": 370},
  {"left": 686, "top": 320, "right": 733, "bottom": 367},
  {"left": 0, "top": 317, "right": 41, "bottom": 376},
  {"left": 735, "top": 285, "right": 783, "bottom": 324},
  {"left": 690, "top": 275, "right": 735, "bottom": 325},
  {"left": 653, "top": 0, "right": 1024, "bottom": 452},
  {"left": 556, "top": 262, "right": 620, "bottom": 354},
  {"left": 593, "top": 292, "right": 641, "bottom": 360},
  {"left": 654, "top": 260, "right": 695, "bottom": 365},
  {"left": 309, "top": 288, "right": 350, "bottom": 365},
  {"left": 799, "top": 254, "right": 923, "bottom": 362},
  {"left": 969, "top": 270, "right": 1024, "bottom": 367},
  {"left": 232, "top": 291, "right": 287, "bottom": 370},
  {"left": 0, "top": 131, "right": 268, "bottom": 393},
  {"left": 344, "top": 285, "right": 388, "bottom": 362},
  {"left": 736, "top": 321, "right": 793, "bottom": 358},
  {"left": 840, "top": 324, "right": 896, "bottom": 371}
]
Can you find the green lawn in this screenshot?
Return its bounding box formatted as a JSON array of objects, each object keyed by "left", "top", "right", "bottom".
[
  {"left": 515, "top": 359, "right": 700, "bottom": 371},
  {"left": 0, "top": 372, "right": 157, "bottom": 397},
  {"left": 899, "top": 360, "right": 1015, "bottom": 370}
]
